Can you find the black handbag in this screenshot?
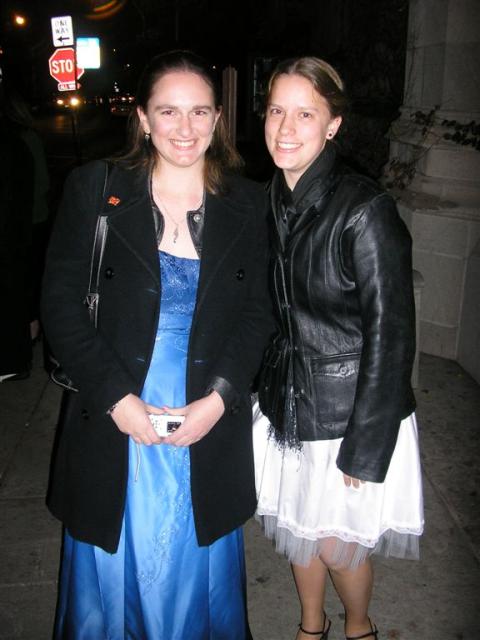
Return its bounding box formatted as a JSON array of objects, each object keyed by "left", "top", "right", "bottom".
[{"left": 49, "top": 162, "right": 110, "bottom": 392}]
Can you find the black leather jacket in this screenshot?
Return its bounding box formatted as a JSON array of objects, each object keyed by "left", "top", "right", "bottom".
[{"left": 258, "top": 145, "right": 416, "bottom": 482}]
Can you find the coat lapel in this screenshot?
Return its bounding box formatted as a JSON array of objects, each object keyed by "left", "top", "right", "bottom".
[
  {"left": 194, "top": 189, "right": 249, "bottom": 315},
  {"left": 103, "top": 165, "right": 160, "bottom": 285},
  {"left": 100, "top": 168, "right": 251, "bottom": 301}
]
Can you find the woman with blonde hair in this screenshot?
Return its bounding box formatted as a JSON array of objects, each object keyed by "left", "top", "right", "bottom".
[{"left": 254, "top": 56, "right": 424, "bottom": 640}]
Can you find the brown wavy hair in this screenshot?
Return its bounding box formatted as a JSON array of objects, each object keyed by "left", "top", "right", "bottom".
[{"left": 118, "top": 50, "right": 243, "bottom": 193}]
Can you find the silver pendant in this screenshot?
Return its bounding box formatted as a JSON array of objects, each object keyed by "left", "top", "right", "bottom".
[{"left": 173, "top": 226, "right": 179, "bottom": 243}]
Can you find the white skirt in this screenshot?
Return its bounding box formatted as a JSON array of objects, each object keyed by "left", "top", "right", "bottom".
[{"left": 253, "top": 402, "right": 424, "bottom": 569}]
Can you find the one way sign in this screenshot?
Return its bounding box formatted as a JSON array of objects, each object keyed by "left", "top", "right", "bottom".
[{"left": 51, "top": 16, "right": 74, "bottom": 48}]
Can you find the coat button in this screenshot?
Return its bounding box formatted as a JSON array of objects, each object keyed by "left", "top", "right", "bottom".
[
  {"left": 104, "top": 267, "right": 115, "bottom": 279},
  {"left": 193, "top": 213, "right": 202, "bottom": 223},
  {"left": 81, "top": 409, "right": 89, "bottom": 420},
  {"left": 236, "top": 269, "right": 245, "bottom": 280}
]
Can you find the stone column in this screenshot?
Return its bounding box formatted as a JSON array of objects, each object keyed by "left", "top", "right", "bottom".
[
  {"left": 457, "top": 239, "right": 480, "bottom": 382},
  {"left": 387, "top": 0, "right": 480, "bottom": 383}
]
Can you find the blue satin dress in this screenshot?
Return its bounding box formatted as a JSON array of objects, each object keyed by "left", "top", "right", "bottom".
[{"left": 54, "top": 251, "right": 250, "bottom": 639}]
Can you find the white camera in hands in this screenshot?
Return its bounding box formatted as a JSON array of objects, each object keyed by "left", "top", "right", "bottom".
[{"left": 148, "top": 413, "right": 185, "bottom": 437}]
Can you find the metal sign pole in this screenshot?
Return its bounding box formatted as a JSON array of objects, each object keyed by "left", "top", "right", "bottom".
[
  {"left": 50, "top": 15, "right": 82, "bottom": 164},
  {"left": 71, "top": 28, "right": 82, "bottom": 164}
]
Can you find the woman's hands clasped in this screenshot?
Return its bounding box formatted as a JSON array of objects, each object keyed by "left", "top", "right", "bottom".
[
  {"left": 110, "top": 391, "right": 225, "bottom": 447},
  {"left": 110, "top": 393, "right": 164, "bottom": 446},
  {"left": 162, "top": 390, "right": 225, "bottom": 447}
]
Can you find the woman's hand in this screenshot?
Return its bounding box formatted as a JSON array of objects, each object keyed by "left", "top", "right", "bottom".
[
  {"left": 162, "top": 391, "right": 225, "bottom": 447},
  {"left": 109, "top": 393, "right": 164, "bottom": 446},
  {"left": 343, "top": 474, "right": 366, "bottom": 489}
]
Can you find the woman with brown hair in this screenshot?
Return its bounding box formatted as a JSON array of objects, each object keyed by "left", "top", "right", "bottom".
[
  {"left": 254, "top": 57, "right": 424, "bottom": 640},
  {"left": 42, "top": 50, "right": 272, "bottom": 639}
]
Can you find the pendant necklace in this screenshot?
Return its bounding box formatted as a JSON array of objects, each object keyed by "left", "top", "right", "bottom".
[
  {"left": 153, "top": 193, "right": 183, "bottom": 243},
  {"left": 154, "top": 191, "right": 202, "bottom": 244}
]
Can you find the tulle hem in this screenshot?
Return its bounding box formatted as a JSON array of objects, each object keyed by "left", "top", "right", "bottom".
[{"left": 256, "top": 513, "right": 423, "bottom": 570}]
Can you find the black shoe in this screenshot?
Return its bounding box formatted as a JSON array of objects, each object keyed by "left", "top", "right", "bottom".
[
  {"left": 298, "top": 613, "right": 331, "bottom": 639},
  {"left": 345, "top": 619, "right": 378, "bottom": 640}
]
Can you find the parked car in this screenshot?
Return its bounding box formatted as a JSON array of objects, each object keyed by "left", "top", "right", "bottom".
[
  {"left": 109, "top": 93, "right": 135, "bottom": 116},
  {"left": 53, "top": 95, "right": 85, "bottom": 109}
]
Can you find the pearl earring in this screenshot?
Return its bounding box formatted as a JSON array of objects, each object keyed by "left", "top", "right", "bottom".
[{"left": 144, "top": 132, "right": 151, "bottom": 142}]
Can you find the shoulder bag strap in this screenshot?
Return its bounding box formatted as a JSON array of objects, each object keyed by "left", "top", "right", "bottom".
[{"left": 85, "top": 161, "right": 110, "bottom": 327}]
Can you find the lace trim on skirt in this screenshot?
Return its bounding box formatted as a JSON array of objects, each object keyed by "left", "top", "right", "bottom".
[{"left": 256, "top": 513, "right": 422, "bottom": 570}]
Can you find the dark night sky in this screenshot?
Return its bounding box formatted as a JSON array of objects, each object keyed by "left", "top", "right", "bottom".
[
  {"left": 2, "top": 0, "right": 409, "bottom": 175},
  {"left": 2, "top": 0, "right": 409, "bottom": 104},
  {"left": 2, "top": 0, "right": 320, "bottom": 96}
]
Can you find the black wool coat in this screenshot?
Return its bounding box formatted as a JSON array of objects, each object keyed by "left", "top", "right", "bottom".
[{"left": 42, "top": 160, "right": 273, "bottom": 553}]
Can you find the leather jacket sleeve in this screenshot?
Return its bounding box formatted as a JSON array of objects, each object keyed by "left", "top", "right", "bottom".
[{"left": 336, "top": 193, "right": 416, "bottom": 482}]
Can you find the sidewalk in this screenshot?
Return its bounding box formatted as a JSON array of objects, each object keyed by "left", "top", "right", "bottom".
[{"left": 1, "top": 346, "right": 479, "bottom": 639}]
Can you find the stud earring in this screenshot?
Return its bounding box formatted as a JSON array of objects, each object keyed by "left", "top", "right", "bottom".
[{"left": 327, "top": 131, "right": 334, "bottom": 139}]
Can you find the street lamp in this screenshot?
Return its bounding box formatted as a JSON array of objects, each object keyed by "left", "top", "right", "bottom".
[{"left": 13, "top": 15, "right": 27, "bottom": 27}]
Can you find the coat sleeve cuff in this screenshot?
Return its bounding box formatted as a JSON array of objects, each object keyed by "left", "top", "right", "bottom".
[
  {"left": 336, "top": 447, "right": 389, "bottom": 483},
  {"left": 205, "top": 376, "right": 240, "bottom": 413}
]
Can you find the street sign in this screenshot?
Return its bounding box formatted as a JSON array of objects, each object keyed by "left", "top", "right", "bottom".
[
  {"left": 51, "top": 16, "right": 74, "bottom": 47},
  {"left": 58, "top": 82, "right": 82, "bottom": 92},
  {"left": 49, "top": 48, "right": 84, "bottom": 91},
  {"left": 77, "top": 37, "right": 101, "bottom": 69}
]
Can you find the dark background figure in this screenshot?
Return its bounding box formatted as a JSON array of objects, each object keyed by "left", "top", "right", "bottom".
[
  {"left": 1, "top": 87, "right": 51, "bottom": 345},
  {"left": 0, "top": 83, "right": 35, "bottom": 381}
]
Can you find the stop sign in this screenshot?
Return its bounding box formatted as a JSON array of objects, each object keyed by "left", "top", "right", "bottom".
[{"left": 49, "top": 47, "right": 84, "bottom": 86}]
